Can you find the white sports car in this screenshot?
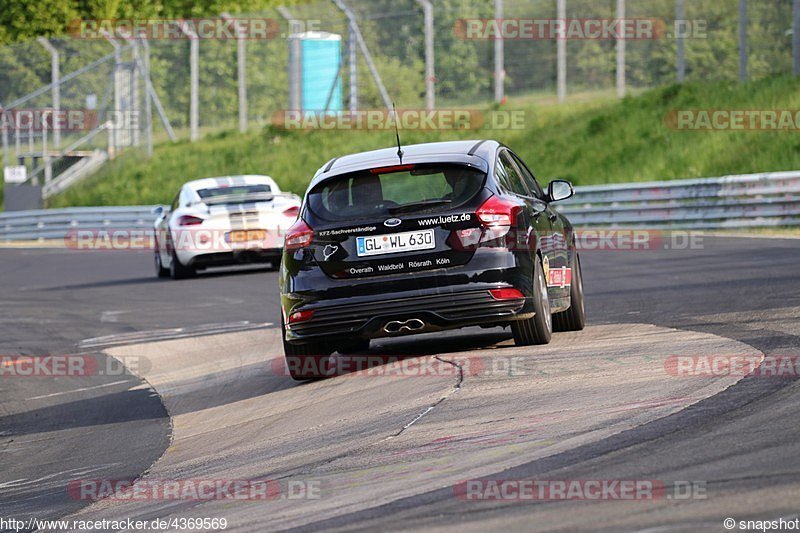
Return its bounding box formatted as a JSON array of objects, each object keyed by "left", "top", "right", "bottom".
[{"left": 153, "top": 175, "right": 301, "bottom": 279}]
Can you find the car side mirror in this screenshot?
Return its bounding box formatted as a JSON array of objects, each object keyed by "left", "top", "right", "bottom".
[
  {"left": 152, "top": 205, "right": 164, "bottom": 217},
  {"left": 547, "top": 179, "right": 574, "bottom": 203}
]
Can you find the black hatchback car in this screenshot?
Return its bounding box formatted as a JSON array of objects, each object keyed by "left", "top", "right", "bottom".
[{"left": 280, "top": 140, "right": 584, "bottom": 378}]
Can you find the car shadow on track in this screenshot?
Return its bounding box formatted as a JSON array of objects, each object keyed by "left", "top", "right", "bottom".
[
  {"left": 4, "top": 360, "right": 296, "bottom": 425},
  {"left": 0, "top": 386, "right": 169, "bottom": 436},
  {"left": 282, "top": 328, "right": 519, "bottom": 384},
  {"left": 163, "top": 361, "right": 296, "bottom": 416},
  {"left": 138, "top": 329, "right": 527, "bottom": 415},
  {"left": 33, "top": 266, "right": 277, "bottom": 291},
  {"left": 151, "top": 329, "right": 521, "bottom": 417},
  {"left": 370, "top": 328, "right": 514, "bottom": 357}
]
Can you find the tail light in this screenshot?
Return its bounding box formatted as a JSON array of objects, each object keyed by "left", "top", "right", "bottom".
[
  {"left": 288, "top": 309, "right": 314, "bottom": 324},
  {"left": 284, "top": 219, "right": 314, "bottom": 250},
  {"left": 177, "top": 215, "right": 204, "bottom": 226},
  {"left": 489, "top": 288, "right": 525, "bottom": 300},
  {"left": 476, "top": 195, "right": 521, "bottom": 227},
  {"left": 282, "top": 206, "right": 300, "bottom": 219},
  {"left": 475, "top": 195, "right": 522, "bottom": 245}
]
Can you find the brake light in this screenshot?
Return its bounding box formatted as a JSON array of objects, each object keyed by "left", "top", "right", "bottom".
[
  {"left": 282, "top": 206, "right": 300, "bottom": 218},
  {"left": 288, "top": 309, "right": 314, "bottom": 324},
  {"left": 177, "top": 215, "right": 204, "bottom": 226},
  {"left": 476, "top": 195, "right": 521, "bottom": 227},
  {"left": 284, "top": 219, "right": 314, "bottom": 250},
  {"left": 474, "top": 195, "right": 523, "bottom": 246},
  {"left": 489, "top": 288, "right": 525, "bottom": 300},
  {"left": 370, "top": 164, "right": 415, "bottom": 174}
]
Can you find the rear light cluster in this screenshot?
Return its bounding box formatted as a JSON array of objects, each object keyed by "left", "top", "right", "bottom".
[
  {"left": 489, "top": 288, "right": 525, "bottom": 300},
  {"left": 284, "top": 219, "right": 314, "bottom": 250},
  {"left": 448, "top": 195, "right": 523, "bottom": 251},
  {"left": 288, "top": 309, "right": 314, "bottom": 324},
  {"left": 177, "top": 215, "right": 204, "bottom": 226},
  {"left": 476, "top": 195, "right": 520, "bottom": 227},
  {"left": 282, "top": 206, "right": 300, "bottom": 218},
  {"left": 475, "top": 195, "right": 522, "bottom": 245}
]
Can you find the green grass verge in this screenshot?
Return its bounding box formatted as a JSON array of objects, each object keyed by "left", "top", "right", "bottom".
[{"left": 47, "top": 76, "right": 800, "bottom": 208}]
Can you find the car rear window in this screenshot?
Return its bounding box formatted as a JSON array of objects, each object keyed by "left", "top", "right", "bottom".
[{"left": 307, "top": 164, "right": 485, "bottom": 222}]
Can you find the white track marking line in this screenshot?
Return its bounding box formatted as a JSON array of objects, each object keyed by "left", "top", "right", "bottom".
[
  {"left": 0, "top": 479, "right": 29, "bottom": 489},
  {"left": 100, "top": 310, "right": 129, "bottom": 323},
  {"left": 79, "top": 321, "right": 273, "bottom": 349},
  {"left": 26, "top": 380, "right": 132, "bottom": 401}
]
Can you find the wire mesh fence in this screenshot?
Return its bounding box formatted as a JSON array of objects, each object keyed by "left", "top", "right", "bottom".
[{"left": 0, "top": 0, "right": 798, "bottom": 186}]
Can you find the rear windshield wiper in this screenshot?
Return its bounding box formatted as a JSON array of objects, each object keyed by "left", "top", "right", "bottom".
[{"left": 388, "top": 199, "right": 452, "bottom": 214}]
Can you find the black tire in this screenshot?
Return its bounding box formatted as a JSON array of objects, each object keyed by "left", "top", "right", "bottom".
[
  {"left": 169, "top": 250, "right": 196, "bottom": 280},
  {"left": 281, "top": 315, "right": 332, "bottom": 381},
  {"left": 553, "top": 253, "right": 586, "bottom": 332},
  {"left": 266, "top": 256, "right": 282, "bottom": 272},
  {"left": 512, "top": 256, "right": 553, "bottom": 346},
  {"left": 154, "top": 250, "right": 170, "bottom": 278}
]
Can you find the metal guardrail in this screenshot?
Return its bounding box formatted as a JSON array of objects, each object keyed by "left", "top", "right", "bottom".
[
  {"left": 560, "top": 170, "right": 800, "bottom": 229},
  {"left": 0, "top": 205, "right": 157, "bottom": 241},
  {"left": 1, "top": 170, "right": 799, "bottom": 242}
]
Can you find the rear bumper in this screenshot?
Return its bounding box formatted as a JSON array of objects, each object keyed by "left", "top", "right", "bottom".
[
  {"left": 285, "top": 285, "right": 530, "bottom": 343},
  {"left": 185, "top": 249, "right": 282, "bottom": 268}
]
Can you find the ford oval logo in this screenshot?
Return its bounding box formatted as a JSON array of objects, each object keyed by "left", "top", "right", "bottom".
[{"left": 384, "top": 218, "right": 402, "bottom": 228}]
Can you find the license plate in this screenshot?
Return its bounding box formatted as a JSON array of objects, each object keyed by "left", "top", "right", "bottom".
[
  {"left": 227, "top": 229, "right": 267, "bottom": 243},
  {"left": 356, "top": 229, "right": 435, "bottom": 257}
]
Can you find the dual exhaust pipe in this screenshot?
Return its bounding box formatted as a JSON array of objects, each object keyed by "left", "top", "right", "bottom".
[{"left": 383, "top": 318, "right": 426, "bottom": 334}]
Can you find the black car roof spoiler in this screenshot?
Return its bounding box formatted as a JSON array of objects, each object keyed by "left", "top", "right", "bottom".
[
  {"left": 323, "top": 157, "right": 339, "bottom": 173},
  {"left": 468, "top": 140, "right": 487, "bottom": 155}
]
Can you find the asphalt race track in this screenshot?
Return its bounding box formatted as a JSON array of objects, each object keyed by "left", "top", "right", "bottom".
[{"left": 1, "top": 235, "right": 799, "bottom": 532}]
